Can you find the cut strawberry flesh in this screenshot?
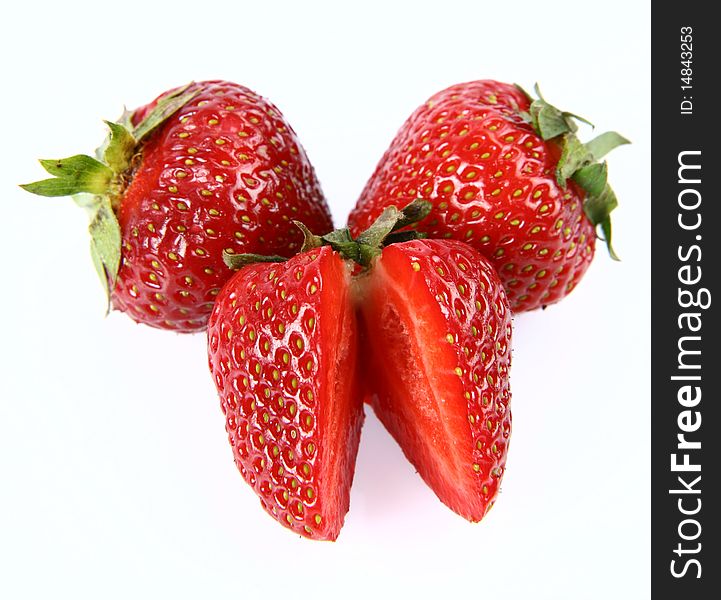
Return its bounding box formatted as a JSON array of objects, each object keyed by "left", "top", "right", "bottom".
[
  {"left": 210, "top": 236, "right": 510, "bottom": 536},
  {"left": 355, "top": 241, "right": 510, "bottom": 521},
  {"left": 358, "top": 265, "right": 480, "bottom": 517},
  {"left": 315, "top": 252, "right": 364, "bottom": 538}
]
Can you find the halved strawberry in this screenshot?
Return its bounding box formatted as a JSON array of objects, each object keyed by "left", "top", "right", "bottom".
[
  {"left": 207, "top": 246, "right": 363, "bottom": 540},
  {"left": 355, "top": 238, "right": 512, "bottom": 521},
  {"left": 209, "top": 202, "right": 512, "bottom": 537}
]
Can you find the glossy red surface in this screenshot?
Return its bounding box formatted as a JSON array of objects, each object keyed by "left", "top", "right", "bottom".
[
  {"left": 349, "top": 80, "right": 595, "bottom": 312},
  {"left": 207, "top": 247, "right": 362, "bottom": 540},
  {"left": 113, "top": 81, "right": 333, "bottom": 331}
]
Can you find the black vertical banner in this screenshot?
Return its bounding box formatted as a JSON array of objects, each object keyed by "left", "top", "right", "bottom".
[{"left": 652, "top": 3, "right": 719, "bottom": 597}]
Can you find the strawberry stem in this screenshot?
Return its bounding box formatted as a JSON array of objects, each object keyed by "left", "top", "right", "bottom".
[
  {"left": 225, "top": 200, "right": 433, "bottom": 270},
  {"left": 331, "top": 199, "right": 431, "bottom": 266}
]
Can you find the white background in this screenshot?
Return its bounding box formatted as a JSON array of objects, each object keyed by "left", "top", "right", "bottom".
[{"left": 0, "top": 1, "right": 650, "bottom": 598}]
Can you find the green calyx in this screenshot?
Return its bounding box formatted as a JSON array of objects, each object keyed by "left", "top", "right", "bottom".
[
  {"left": 515, "top": 83, "right": 630, "bottom": 260},
  {"left": 20, "top": 83, "right": 199, "bottom": 300},
  {"left": 224, "top": 200, "right": 432, "bottom": 270}
]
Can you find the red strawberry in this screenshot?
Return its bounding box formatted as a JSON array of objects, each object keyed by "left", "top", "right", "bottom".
[
  {"left": 348, "top": 80, "right": 629, "bottom": 312},
  {"left": 22, "top": 80, "right": 332, "bottom": 332},
  {"left": 356, "top": 238, "right": 512, "bottom": 521},
  {"left": 208, "top": 202, "right": 511, "bottom": 537},
  {"left": 207, "top": 246, "right": 363, "bottom": 540}
]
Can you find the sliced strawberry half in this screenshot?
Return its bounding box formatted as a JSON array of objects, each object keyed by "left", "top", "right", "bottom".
[
  {"left": 355, "top": 238, "right": 512, "bottom": 521},
  {"left": 209, "top": 201, "right": 513, "bottom": 537},
  {"left": 208, "top": 246, "right": 363, "bottom": 540}
]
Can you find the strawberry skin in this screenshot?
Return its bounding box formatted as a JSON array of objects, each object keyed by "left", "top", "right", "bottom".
[
  {"left": 356, "top": 238, "right": 512, "bottom": 521},
  {"left": 210, "top": 202, "right": 512, "bottom": 534},
  {"left": 115, "top": 81, "right": 332, "bottom": 331},
  {"left": 349, "top": 80, "right": 627, "bottom": 312},
  {"left": 207, "top": 246, "right": 363, "bottom": 540},
  {"left": 23, "top": 81, "right": 333, "bottom": 332}
]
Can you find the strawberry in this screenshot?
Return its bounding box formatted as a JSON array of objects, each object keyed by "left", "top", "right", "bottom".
[
  {"left": 207, "top": 245, "right": 363, "bottom": 540},
  {"left": 355, "top": 237, "right": 512, "bottom": 521},
  {"left": 22, "top": 80, "right": 332, "bottom": 332},
  {"left": 208, "top": 201, "right": 511, "bottom": 537},
  {"left": 348, "top": 80, "right": 629, "bottom": 312}
]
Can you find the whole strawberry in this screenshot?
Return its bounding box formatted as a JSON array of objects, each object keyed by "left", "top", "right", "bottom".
[
  {"left": 208, "top": 202, "right": 511, "bottom": 537},
  {"left": 348, "top": 80, "right": 628, "bottom": 312},
  {"left": 22, "top": 80, "right": 332, "bottom": 332}
]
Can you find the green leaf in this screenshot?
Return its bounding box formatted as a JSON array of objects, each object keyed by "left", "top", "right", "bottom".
[
  {"left": 321, "top": 228, "right": 355, "bottom": 246},
  {"left": 526, "top": 84, "right": 576, "bottom": 139},
  {"left": 562, "top": 111, "right": 593, "bottom": 129},
  {"left": 20, "top": 178, "right": 76, "bottom": 197},
  {"left": 356, "top": 206, "right": 401, "bottom": 248},
  {"left": 88, "top": 196, "right": 122, "bottom": 308},
  {"left": 510, "top": 83, "right": 627, "bottom": 262},
  {"left": 583, "top": 182, "right": 618, "bottom": 226},
  {"left": 583, "top": 183, "right": 620, "bottom": 260},
  {"left": 356, "top": 205, "right": 425, "bottom": 265},
  {"left": 321, "top": 228, "right": 361, "bottom": 262},
  {"left": 556, "top": 134, "right": 594, "bottom": 186},
  {"left": 382, "top": 230, "right": 427, "bottom": 245},
  {"left": 310, "top": 200, "right": 435, "bottom": 267},
  {"left": 223, "top": 251, "right": 287, "bottom": 270},
  {"left": 132, "top": 83, "right": 200, "bottom": 141},
  {"left": 357, "top": 243, "right": 381, "bottom": 266},
  {"left": 292, "top": 220, "right": 324, "bottom": 253},
  {"left": 393, "top": 199, "right": 433, "bottom": 231},
  {"left": 572, "top": 162, "right": 608, "bottom": 198},
  {"left": 517, "top": 110, "right": 533, "bottom": 124},
  {"left": 530, "top": 99, "right": 574, "bottom": 140},
  {"left": 585, "top": 131, "right": 631, "bottom": 161},
  {"left": 599, "top": 217, "right": 619, "bottom": 261},
  {"left": 575, "top": 161, "right": 620, "bottom": 259},
  {"left": 21, "top": 155, "right": 113, "bottom": 197},
  {"left": 532, "top": 83, "right": 546, "bottom": 101},
  {"left": 514, "top": 84, "right": 596, "bottom": 141},
  {"left": 103, "top": 121, "right": 136, "bottom": 173}
]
